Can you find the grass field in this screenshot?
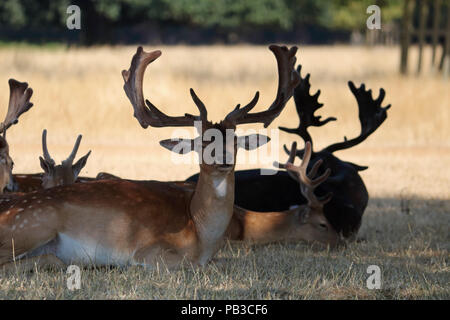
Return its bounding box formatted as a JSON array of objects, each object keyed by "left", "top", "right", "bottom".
[{"left": 0, "top": 44, "right": 448, "bottom": 299}]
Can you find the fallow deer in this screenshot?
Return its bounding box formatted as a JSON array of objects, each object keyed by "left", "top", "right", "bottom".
[
  {"left": 6, "top": 130, "right": 92, "bottom": 193},
  {"left": 99, "top": 141, "right": 340, "bottom": 247},
  {"left": 0, "top": 79, "right": 34, "bottom": 194},
  {"left": 187, "top": 65, "right": 391, "bottom": 239},
  {"left": 0, "top": 45, "right": 299, "bottom": 272}
]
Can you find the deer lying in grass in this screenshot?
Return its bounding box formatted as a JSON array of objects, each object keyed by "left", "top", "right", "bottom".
[
  {"left": 188, "top": 65, "right": 391, "bottom": 239},
  {"left": 10, "top": 129, "right": 92, "bottom": 193},
  {"left": 99, "top": 140, "right": 339, "bottom": 247},
  {"left": 0, "top": 79, "right": 34, "bottom": 194},
  {"left": 0, "top": 45, "right": 299, "bottom": 272}
]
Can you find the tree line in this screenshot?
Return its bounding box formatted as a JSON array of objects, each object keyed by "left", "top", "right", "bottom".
[{"left": 0, "top": 0, "right": 404, "bottom": 45}]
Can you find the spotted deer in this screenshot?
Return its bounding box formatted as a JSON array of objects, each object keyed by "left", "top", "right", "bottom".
[
  {"left": 100, "top": 141, "right": 340, "bottom": 247},
  {"left": 0, "top": 45, "right": 299, "bottom": 272}
]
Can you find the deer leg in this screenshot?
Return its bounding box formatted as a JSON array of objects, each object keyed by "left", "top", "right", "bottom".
[{"left": 0, "top": 254, "right": 65, "bottom": 273}]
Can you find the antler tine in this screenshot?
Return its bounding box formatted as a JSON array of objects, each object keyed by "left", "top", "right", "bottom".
[
  {"left": 1, "top": 79, "right": 34, "bottom": 136},
  {"left": 63, "top": 134, "right": 82, "bottom": 166},
  {"left": 123, "top": 46, "right": 207, "bottom": 129},
  {"left": 273, "top": 141, "right": 298, "bottom": 182},
  {"left": 225, "top": 45, "right": 300, "bottom": 127},
  {"left": 42, "top": 129, "right": 55, "bottom": 166},
  {"left": 279, "top": 65, "right": 336, "bottom": 147},
  {"left": 323, "top": 81, "right": 391, "bottom": 153},
  {"left": 286, "top": 142, "right": 332, "bottom": 208},
  {"left": 273, "top": 141, "right": 297, "bottom": 170}
]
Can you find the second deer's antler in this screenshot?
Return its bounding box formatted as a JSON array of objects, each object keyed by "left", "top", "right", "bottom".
[
  {"left": 279, "top": 65, "right": 336, "bottom": 148},
  {"left": 322, "top": 82, "right": 391, "bottom": 153}
]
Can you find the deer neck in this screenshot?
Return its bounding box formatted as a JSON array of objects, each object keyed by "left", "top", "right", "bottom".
[
  {"left": 229, "top": 207, "right": 298, "bottom": 244},
  {"left": 189, "top": 167, "right": 235, "bottom": 256}
]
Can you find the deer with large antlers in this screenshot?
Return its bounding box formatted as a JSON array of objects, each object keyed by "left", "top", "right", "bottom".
[
  {"left": 188, "top": 65, "right": 391, "bottom": 239},
  {"left": 0, "top": 45, "right": 299, "bottom": 272},
  {"left": 99, "top": 140, "right": 339, "bottom": 247},
  {"left": 0, "top": 79, "right": 34, "bottom": 194}
]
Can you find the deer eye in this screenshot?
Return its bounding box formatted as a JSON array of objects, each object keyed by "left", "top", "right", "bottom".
[{"left": 319, "top": 223, "right": 328, "bottom": 231}]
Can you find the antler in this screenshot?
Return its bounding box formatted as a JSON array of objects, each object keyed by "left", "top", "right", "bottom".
[
  {"left": 224, "top": 45, "right": 300, "bottom": 128},
  {"left": 122, "top": 47, "right": 207, "bottom": 128},
  {"left": 323, "top": 82, "right": 391, "bottom": 153},
  {"left": 42, "top": 129, "right": 55, "bottom": 166},
  {"left": 42, "top": 129, "right": 88, "bottom": 166},
  {"left": 277, "top": 141, "right": 332, "bottom": 209},
  {"left": 279, "top": 65, "right": 336, "bottom": 147},
  {"left": 1, "top": 79, "right": 34, "bottom": 136},
  {"left": 61, "top": 134, "right": 83, "bottom": 166}
]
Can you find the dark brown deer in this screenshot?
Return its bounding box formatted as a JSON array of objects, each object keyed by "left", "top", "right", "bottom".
[
  {"left": 0, "top": 45, "right": 299, "bottom": 272},
  {"left": 0, "top": 79, "right": 34, "bottom": 194},
  {"left": 188, "top": 65, "right": 391, "bottom": 239}
]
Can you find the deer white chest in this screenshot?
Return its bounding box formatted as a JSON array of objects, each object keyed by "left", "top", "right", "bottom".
[{"left": 212, "top": 177, "right": 227, "bottom": 198}]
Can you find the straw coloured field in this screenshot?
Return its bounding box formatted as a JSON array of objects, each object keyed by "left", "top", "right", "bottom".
[{"left": 0, "top": 44, "right": 448, "bottom": 299}]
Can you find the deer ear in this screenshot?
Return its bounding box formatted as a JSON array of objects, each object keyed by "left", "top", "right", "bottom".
[
  {"left": 72, "top": 151, "right": 91, "bottom": 178},
  {"left": 237, "top": 134, "right": 270, "bottom": 150},
  {"left": 39, "top": 156, "right": 54, "bottom": 174},
  {"left": 159, "top": 138, "right": 195, "bottom": 154}
]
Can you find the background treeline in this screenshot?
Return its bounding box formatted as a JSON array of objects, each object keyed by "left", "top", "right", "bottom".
[{"left": 0, "top": 0, "right": 404, "bottom": 45}]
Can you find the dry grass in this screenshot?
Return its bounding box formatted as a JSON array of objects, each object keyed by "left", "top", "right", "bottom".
[{"left": 0, "top": 44, "right": 448, "bottom": 299}]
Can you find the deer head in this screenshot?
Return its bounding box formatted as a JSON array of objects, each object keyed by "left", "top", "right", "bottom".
[
  {"left": 0, "top": 79, "right": 34, "bottom": 193},
  {"left": 276, "top": 141, "right": 339, "bottom": 246},
  {"left": 39, "top": 129, "right": 91, "bottom": 189},
  {"left": 123, "top": 46, "right": 300, "bottom": 173}
]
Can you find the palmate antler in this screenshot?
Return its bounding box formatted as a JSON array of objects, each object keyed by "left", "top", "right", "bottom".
[
  {"left": 322, "top": 82, "right": 391, "bottom": 153},
  {"left": 1, "top": 79, "right": 34, "bottom": 137},
  {"left": 122, "top": 45, "right": 300, "bottom": 130},
  {"left": 279, "top": 65, "right": 336, "bottom": 148},
  {"left": 276, "top": 141, "right": 332, "bottom": 209},
  {"left": 281, "top": 66, "right": 391, "bottom": 158}
]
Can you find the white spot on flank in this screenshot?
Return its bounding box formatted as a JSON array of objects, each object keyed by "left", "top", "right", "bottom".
[
  {"left": 23, "top": 200, "right": 27, "bottom": 204},
  {"left": 11, "top": 225, "right": 16, "bottom": 231},
  {"left": 5, "top": 210, "right": 10, "bottom": 215},
  {"left": 15, "top": 215, "right": 20, "bottom": 220},
  {"left": 37, "top": 200, "right": 42, "bottom": 204},
  {"left": 213, "top": 177, "right": 227, "bottom": 198},
  {"left": 32, "top": 196, "right": 37, "bottom": 200},
  {"left": 17, "top": 208, "right": 24, "bottom": 212},
  {"left": 28, "top": 205, "right": 33, "bottom": 209}
]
